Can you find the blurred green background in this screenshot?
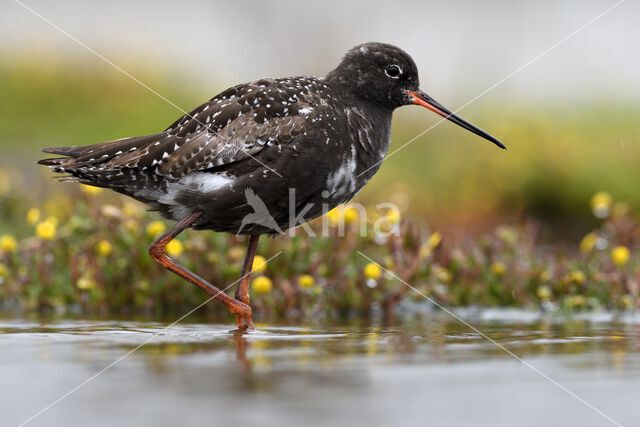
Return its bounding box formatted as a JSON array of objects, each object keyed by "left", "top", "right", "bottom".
[
  {"left": 1, "top": 8, "right": 639, "bottom": 424},
  {"left": 0, "top": 0, "right": 638, "bottom": 317},
  {"left": 1, "top": 0, "right": 638, "bottom": 239}
]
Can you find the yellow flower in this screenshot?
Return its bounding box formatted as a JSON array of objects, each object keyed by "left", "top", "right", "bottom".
[
  {"left": 568, "top": 270, "right": 586, "bottom": 285},
  {"left": 537, "top": 285, "right": 552, "bottom": 301},
  {"left": 0, "top": 235, "right": 17, "bottom": 254},
  {"left": 433, "top": 265, "right": 452, "bottom": 283},
  {"left": 427, "top": 232, "right": 442, "bottom": 249},
  {"left": 611, "top": 246, "right": 630, "bottom": 267},
  {"left": 96, "top": 240, "right": 112, "bottom": 257},
  {"left": 252, "top": 255, "right": 267, "bottom": 273},
  {"left": 491, "top": 261, "right": 506, "bottom": 276},
  {"left": 364, "top": 263, "right": 383, "bottom": 280},
  {"left": 372, "top": 208, "right": 401, "bottom": 234},
  {"left": 26, "top": 208, "right": 41, "bottom": 226},
  {"left": 252, "top": 276, "right": 273, "bottom": 294},
  {"left": 122, "top": 201, "right": 143, "bottom": 218},
  {"left": 124, "top": 220, "right": 139, "bottom": 233},
  {"left": 298, "top": 274, "right": 315, "bottom": 289},
  {"left": 420, "top": 232, "right": 442, "bottom": 259},
  {"left": 539, "top": 270, "right": 552, "bottom": 282},
  {"left": 166, "top": 240, "right": 184, "bottom": 257},
  {"left": 146, "top": 220, "right": 166, "bottom": 238},
  {"left": 579, "top": 232, "right": 598, "bottom": 254},
  {"left": 590, "top": 191, "right": 612, "bottom": 218},
  {"left": 326, "top": 208, "right": 341, "bottom": 226},
  {"left": 566, "top": 295, "right": 587, "bottom": 309},
  {"left": 76, "top": 275, "right": 96, "bottom": 290},
  {"left": 386, "top": 208, "right": 401, "bottom": 225},
  {"left": 619, "top": 295, "right": 634, "bottom": 311},
  {"left": 326, "top": 206, "right": 360, "bottom": 226},
  {"left": 80, "top": 184, "right": 103, "bottom": 196},
  {"left": 35, "top": 220, "right": 57, "bottom": 240},
  {"left": 343, "top": 206, "right": 359, "bottom": 224}
]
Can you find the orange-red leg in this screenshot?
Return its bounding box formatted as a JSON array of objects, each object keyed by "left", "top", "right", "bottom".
[
  {"left": 148, "top": 211, "right": 254, "bottom": 330},
  {"left": 235, "top": 234, "right": 260, "bottom": 306}
]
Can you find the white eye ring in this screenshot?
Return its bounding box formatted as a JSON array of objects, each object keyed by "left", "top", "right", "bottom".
[{"left": 384, "top": 64, "right": 402, "bottom": 79}]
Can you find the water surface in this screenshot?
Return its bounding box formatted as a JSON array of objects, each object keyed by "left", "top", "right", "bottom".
[{"left": 2, "top": 310, "right": 639, "bottom": 426}]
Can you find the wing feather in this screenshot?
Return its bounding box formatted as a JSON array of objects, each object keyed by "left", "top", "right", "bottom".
[{"left": 39, "top": 76, "right": 331, "bottom": 186}]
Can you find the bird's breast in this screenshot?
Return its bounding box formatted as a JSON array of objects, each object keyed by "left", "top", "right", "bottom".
[
  {"left": 323, "top": 110, "right": 391, "bottom": 202},
  {"left": 325, "top": 144, "right": 359, "bottom": 200}
]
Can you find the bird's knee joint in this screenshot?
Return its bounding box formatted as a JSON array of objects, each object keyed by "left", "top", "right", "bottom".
[
  {"left": 234, "top": 303, "right": 252, "bottom": 318},
  {"left": 148, "top": 243, "right": 164, "bottom": 261}
]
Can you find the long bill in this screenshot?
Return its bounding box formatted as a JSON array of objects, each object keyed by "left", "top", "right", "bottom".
[{"left": 406, "top": 89, "right": 506, "bottom": 150}]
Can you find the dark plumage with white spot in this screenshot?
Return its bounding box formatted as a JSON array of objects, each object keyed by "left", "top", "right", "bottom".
[{"left": 39, "top": 42, "right": 504, "bottom": 330}]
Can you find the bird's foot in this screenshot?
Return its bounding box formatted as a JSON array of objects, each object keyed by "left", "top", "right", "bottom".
[
  {"left": 234, "top": 304, "right": 256, "bottom": 332},
  {"left": 233, "top": 311, "right": 255, "bottom": 333}
]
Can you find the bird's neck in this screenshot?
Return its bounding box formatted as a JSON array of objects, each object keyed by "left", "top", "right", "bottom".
[{"left": 324, "top": 75, "right": 393, "bottom": 116}]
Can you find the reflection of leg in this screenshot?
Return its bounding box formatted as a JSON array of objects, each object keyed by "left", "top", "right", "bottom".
[
  {"left": 233, "top": 334, "right": 251, "bottom": 372},
  {"left": 149, "top": 211, "right": 253, "bottom": 330},
  {"left": 235, "top": 235, "right": 260, "bottom": 307}
]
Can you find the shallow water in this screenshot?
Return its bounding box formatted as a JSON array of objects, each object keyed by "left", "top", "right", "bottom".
[{"left": 2, "top": 310, "right": 639, "bottom": 427}]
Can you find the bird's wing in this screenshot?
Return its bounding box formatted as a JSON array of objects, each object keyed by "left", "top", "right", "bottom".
[
  {"left": 153, "top": 77, "right": 327, "bottom": 178},
  {"left": 40, "top": 77, "right": 329, "bottom": 184}
]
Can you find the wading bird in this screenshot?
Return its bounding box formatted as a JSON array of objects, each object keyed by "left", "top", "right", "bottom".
[{"left": 39, "top": 42, "right": 504, "bottom": 330}]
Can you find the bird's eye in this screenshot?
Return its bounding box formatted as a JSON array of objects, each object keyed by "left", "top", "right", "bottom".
[{"left": 384, "top": 64, "right": 402, "bottom": 79}]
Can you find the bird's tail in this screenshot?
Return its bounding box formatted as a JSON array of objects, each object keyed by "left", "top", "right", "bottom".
[{"left": 38, "top": 134, "right": 159, "bottom": 171}]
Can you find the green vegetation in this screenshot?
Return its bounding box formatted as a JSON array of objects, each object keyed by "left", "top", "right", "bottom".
[
  {"left": 0, "top": 58, "right": 638, "bottom": 319},
  {"left": 0, "top": 173, "right": 636, "bottom": 319}
]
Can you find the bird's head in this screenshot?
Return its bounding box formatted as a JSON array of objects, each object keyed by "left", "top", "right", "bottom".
[{"left": 326, "top": 42, "right": 505, "bottom": 149}]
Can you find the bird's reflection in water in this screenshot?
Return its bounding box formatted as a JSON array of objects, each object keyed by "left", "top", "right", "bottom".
[
  {"left": 2, "top": 317, "right": 637, "bottom": 426},
  {"left": 135, "top": 317, "right": 636, "bottom": 393},
  {"left": 137, "top": 323, "right": 421, "bottom": 395},
  {"left": 231, "top": 333, "right": 251, "bottom": 372}
]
